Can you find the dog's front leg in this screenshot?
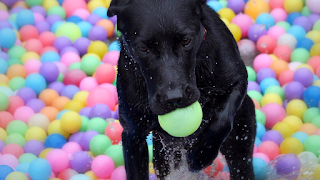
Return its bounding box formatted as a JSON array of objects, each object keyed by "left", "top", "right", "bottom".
[{"left": 122, "top": 130, "right": 149, "bottom": 180}]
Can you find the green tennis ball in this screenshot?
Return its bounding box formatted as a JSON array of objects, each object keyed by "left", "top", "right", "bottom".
[{"left": 158, "top": 101, "right": 203, "bottom": 137}]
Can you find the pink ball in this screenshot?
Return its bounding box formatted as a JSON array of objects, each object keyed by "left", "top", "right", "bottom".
[
  {"left": 79, "top": 77, "right": 99, "bottom": 91},
  {"left": 86, "top": 87, "right": 116, "bottom": 110},
  {"left": 307, "top": 0, "right": 320, "bottom": 14},
  {"left": 257, "top": 141, "right": 280, "bottom": 161},
  {"left": 24, "top": 38, "right": 43, "bottom": 54},
  {"left": 267, "top": 26, "right": 286, "bottom": 41},
  {"left": 33, "top": 12, "right": 45, "bottom": 23},
  {"left": 13, "top": 106, "right": 35, "bottom": 124},
  {"left": 62, "top": 0, "right": 88, "bottom": 17},
  {"left": 1, "top": 144, "right": 24, "bottom": 159},
  {"left": 100, "top": 83, "right": 118, "bottom": 104},
  {"left": 24, "top": 59, "right": 42, "bottom": 75},
  {"left": 261, "top": 103, "right": 286, "bottom": 129},
  {"left": 60, "top": 52, "right": 81, "bottom": 68},
  {"left": 61, "top": 142, "right": 83, "bottom": 155},
  {"left": 231, "top": 14, "right": 254, "bottom": 38},
  {"left": 269, "top": 0, "right": 285, "bottom": 9},
  {"left": 111, "top": 166, "right": 126, "bottom": 180},
  {"left": 95, "top": 63, "right": 116, "bottom": 84},
  {"left": 270, "top": 8, "right": 288, "bottom": 23},
  {"left": 53, "top": 61, "right": 67, "bottom": 75},
  {"left": 7, "top": 96, "right": 25, "bottom": 115},
  {"left": 273, "top": 45, "right": 292, "bottom": 62},
  {"left": 253, "top": 144, "right": 258, "bottom": 154},
  {"left": 91, "top": 155, "right": 115, "bottom": 179},
  {"left": 253, "top": 54, "right": 274, "bottom": 72},
  {"left": 253, "top": 152, "right": 271, "bottom": 164},
  {"left": 0, "top": 10, "right": 9, "bottom": 20},
  {"left": 72, "top": 9, "right": 90, "bottom": 20},
  {"left": 14, "top": 39, "right": 22, "bottom": 46},
  {"left": 63, "top": 69, "right": 87, "bottom": 86},
  {"left": 46, "top": 149, "right": 70, "bottom": 173},
  {"left": 102, "top": 51, "right": 120, "bottom": 66},
  {"left": 0, "top": 154, "right": 19, "bottom": 168}
]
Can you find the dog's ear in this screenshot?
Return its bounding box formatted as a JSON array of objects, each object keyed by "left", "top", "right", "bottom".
[{"left": 107, "top": 0, "right": 130, "bottom": 17}]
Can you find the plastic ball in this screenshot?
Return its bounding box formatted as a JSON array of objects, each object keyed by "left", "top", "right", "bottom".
[
  {"left": 293, "top": 68, "right": 314, "bottom": 87},
  {"left": 91, "top": 155, "right": 115, "bottom": 179},
  {"left": 28, "top": 158, "right": 52, "bottom": 180},
  {"left": 282, "top": 115, "right": 303, "bottom": 132},
  {"left": 13, "top": 106, "right": 35, "bottom": 124},
  {"left": 256, "top": 13, "right": 275, "bottom": 30},
  {"left": 86, "top": 87, "right": 116, "bottom": 110},
  {"left": 0, "top": 92, "right": 8, "bottom": 111},
  {"left": 277, "top": 34, "right": 297, "bottom": 51},
  {"left": 61, "top": 142, "right": 82, "bottom": 155},
  {"left": 244, "top": 0, "right": 270, "bottom": 19},
  {"left": 80, "top": 55, "right": 100, "bottom": 76},
  {"left": 256, "top": 35, "right": 277, "bottom": 54},
  {"left": 0, "top": 28, "right": 16, "bottom": 48},
  {"left": 108, "top": 41, "right": 121, "bottom": 51},
  {"left": 79, "top": 77, "right": 99, "bottom": 92},
  {"left": 252, "top": 157, "right": 268, "bottom": 177},
  {"left": 253, "top": 54, "right": 273, "bottom": 72},
  {"left": 23, "top": 140, "right": 44, "bottom": 157},
  {"left": 238, "top": 39, "right": 259, "bottom": 66},
  {"left": 311, "top": 43, "right": 320, "bottom": 57},
  {"left": 261, "top": 93, "right": 283, "bottom": 107},
  {"left": 38, "top": 148, "right": 53, "bottom": 159},
  {"left": 60, "top": 111, "right": 82, "bottom": 134},
  {"left": 257, "top": 141, "right": 280, "bottom": 160},
  {"left": 53, "top": 36, "right": 72, "bottom": 53},
  {"left": 24, "top": 38, "right": 43, "bottom": 54},
  {"left": 293, "top": 16, "right": 312, "bottom": 32},
  {"left": 60, "top": 85, "right": 80, "bottom": 99},
  {"left": 72, "top": 9, "right": 90, "bottom": 20},
  {"left": 5, "top": 133, "right": 26, "bottom": 147},
  {"left": 2, "top": 143, "right": 24, "bottom": 158},
  {"left": 304, "top": 108, "right": 320, "bottom": 124},
  {"left": 0, "top": 111, "right": 14, "bottom": 130},
  {"left": 286, "top": 99, "right": 308, "bottom": 119},
  {"left": 248, "top": 24, "right": 268, "bottom": 43},
  {"left": 270, "top": 8, "right": 288, "bottom": 23},
  {"left": 306, "top": 0, "right": 320, "bottom": 14},
  {"left": 285, "top": 81, "right": 305, "bottom": 100},
  {"left": 56, "top": 22, "right": 81, "bottom": 43},
  {"left": 5, "top": 171, "right": 28, "bottom": 180},
  {"left": 275, "top": 153, "right": 301, "bottom": 179},
  {"left": 73, "top": 37, "right": 91, "bottom": 56},
  {"left": 46, "top": 149, "right": 69, "bottom": 173},
  {"left": 79, "top": 130, "right": 99, "bottom": 151},
  {"left": 256, "top": 122, "right": 266, "bottom": 139},
  {"left": 56, "top": 168, "right": 79, "bottom": 180},
  {"left": 280, "top": 137, "right": 304, "bottom": 155},
  {"left": 39, "top": 62, "right": 60, "bottom": 83},
  {"left": 303, "top": 86, "right": 320, "bottom": 107},
  {"left": 261, "top": 103, "right": 286, "bottom": 129},
  {"left": 44, "top": 133, "right": 67, "bottom": 149},
  {"left": 299, "top": 123, "right": 318, "bottom": 135},
  {"left": 0, "top": 165, "right": 14, "bottom": 180},
  {"left": 104, "top": 145, "right": 124, "bottom": 168},
  {"left": 86, "top": 117, "right": 107, "bottom": 135},
  {"left": 96, "top": 19, "right": 115, "bottom": 38},
  {"left": 284, "top": 0, "right": 303, "bottom": 13},
  {"left": 290, "top": 48, "right": 310, "bottom": 63},
  {"left": 69, "top": 174, "right": 91, "bottom": 180},
  {"left": 6, "top": 120, "right": 28, "bottom": 136},
  {"left": 110, "top": 165, "right": 126, "bottom": 180},
  {"left": 308, "top": 56, "right": 320, "bottom": 72},
  {"left": 28, "top": 113, "right": 50, "bottom": 133},
  {"left": 25, "top": 73, "right": 47, "bottom": 95},
  {"left": 6, "top": 64, "right": 27, "bottom": 79},
  {"left": 88, "top": 103, "right": 111, "bottom": 120},
  {"left": 287, "top": 25, "right": 306, "bottom": 42},
  {"left": 89, "top": 134, "right": 112, "bottom": 156},
  {"left": 104, "top": 122, "right": 123, "bottom": 145},
  {"left": 25, "top": 126, "right": 47, "bottom": 143},
  {"left": 69, "top": 151, "right": 92, "bottom": 173},
  {"left": 16, "top": 9, "right": 34, "bottom": 28},
  {"left": 87, "top": 41, "right": 108, "bottom": 60},
  {"left": 88, "top": 26, "right": 107, "bottom": 41}
]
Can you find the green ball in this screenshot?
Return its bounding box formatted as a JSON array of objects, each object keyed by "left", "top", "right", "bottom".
[
  {"left": 56, "top": 73, "right": 64, "bottom": 82},
  {"left": 8, "top": 46, "right": 26, "bottom": 59},
  {"left": 301, "top": 6, "right": 311, "bottom": 16},
  {"left": 19, "top": 153, "right": 37, "bottom": 163},
  {"left": 290, "top": 48, "right": 310, "bottom": 63},
  {"left": 25, "top": 0, "right": 43, "bottom": 7},
  {"left": 264, "top": 86, "right": 285, "bottom": 101},
  {"left": 246, "top": 66, "right": 256, "bottom": 81},
  {"left": 6, "top": 120, "right": 29, "bottom": 136},
  {"left": 8, "top": 13, "right": 17, "bottom": 23},
  {"left": 304, "top": 135, "right": 320, "bottom": 156},
  {"left": 311, "top": 116, "right": 320, "bottom": 128},
  {"left": 276, "top": 21, "right": 291, "bottom": 31},
  {"left": 80, "top": 55, "right": 101, "bottom": 76},
  {"left": 219, "top": 0, "right": 228, "bottom": 8},
  {"left": 148, "top": 145, "right": 153, "bottom": 163},
  {"left": 247, "top": 90, "right": 263, "bottom": 104},
  {"left": 7, "top": 58, "right": 23, "bottom": 66},
  {"left": 87, "top": 117, "right": 108, "bottom": 134},
  {"left": 5, "top": 133, "right": 26, "bottom": 147},
  {"left": 104, "top": 145, "right": 124, "bottom": 167},
  {"left": 158, "top": 101, "right": 203, "bottom": 137},
  {"left": 90, "top": 134, "right": 112, "bottom": 156},
  {"left": 303, "top": 108, "right": 320, "bottom": 123},
  {"left": 56, "top": 22, "right": 82, "bottom": 43},
  {"left": 48, "top": 6, "right": 66, "bottom": 19},
  {"left": 112, "top": 76, "right": 117, "bottom": 87},
  {"left": 9, "top": 77, "right": 25, "bottom": 91},
  {"left": 0, "top": 92, "right": 9, "bottom": 111},
  {"left": 68, "top": 62, "right": 82, "bottom": 70},
  {"left": 80, "top": 116, "right": 89, "bottom": 132},
  {"left": 255, "top": 109, "right": 266, "bottom": 125},
  {"left": 313, "top": 20, "right": 320, "bottom": 32}
]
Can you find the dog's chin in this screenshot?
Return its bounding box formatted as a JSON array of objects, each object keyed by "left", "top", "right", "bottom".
[{"left": 149, "top": 100, "right": 199, "bottom": 116}]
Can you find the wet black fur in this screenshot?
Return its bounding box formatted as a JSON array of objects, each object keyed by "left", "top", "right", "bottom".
[{"left": 108, "top": 0, "right": 256, "bottom": 179}]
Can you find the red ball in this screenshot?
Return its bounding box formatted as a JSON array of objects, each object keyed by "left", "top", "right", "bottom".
[
  {"left": 95, "top": 63, "right": 116, "bottom": 84},
  {"left": 105, "top": 123, "right": 123, "bottom": 144},
  {"left": 62, "top": 0, "right": 87, "bottom": 17},
  {"left": 38, "top": 31, "right": 56, "bottom": 47},
  {"left": 0, "top": 111, "right": 14, "bottom": 129},
  {"left": 57, "top": 168, "right": 79, "bottom": 180},
  {"left": 257, "top": 141, "right": 280, "bottom": 161},
  {"left": 278, "top": 70, "right": 294, "bottom": 86},
  {"left": 273, "top": 45, "right": 292, "bottom": 62},
  {"left": 256, "top": 35, "right": 277, "bottom": 54},
  {"left": 2, "top": 144, "right": 25, "bottom": 159},
  {"left": 24, "top": 38, "right": 43, "bottom": 54},
  {"left": 19, "top": 25, "right": 39, "bottom": 42},
  {"left": 63, "top": 69, "right": 87, "bottom": 86},
  {"left": 7, "top": 95, "right": 25, "bottom": 115},
  {"left": 307, "top": 56, "right": 320, "bottom": 72},
  {"left": 203, "top": 156, "right": 224, "bottom": 177}
]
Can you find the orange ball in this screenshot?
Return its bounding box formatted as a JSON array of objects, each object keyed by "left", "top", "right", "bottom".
[
  {"left": 269, "top": 60, "right": 289, "bottom": 78},
  {"left": 244, "top": 0, "right": 270, "bottom": 20},
  {"left": 40, "top": 106, "right": 59, "bottom": 122},
  {"left": 52, "top": 96, "right": 70, "bottom": 111},
  {"left": 6, "top": 64, "right": 27, "bottom": 79},
  {"left": 38, "top": 89, "right": 60, "bottom": 106},
  {"left": 12, "top": 1, "right": 29, "bottom": 8},
  {"left": 252, "top": 98, "right": 261, "bottom": 109},
  {"left": 0, "top": 74, "right": 9, "bottom": 84},
  {"left": 19, "top": 25, "right": 39, "bottom": 42},
  {"left": 299, "top": 123, "right": 318, "bottom": 136},
  {"left": 96, "top": 19, "right": 115, "bottom": 38}
]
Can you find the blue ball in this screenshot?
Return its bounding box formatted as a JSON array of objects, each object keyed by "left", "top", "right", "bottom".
[
  {"left": 207, "top": 1, "right": 223, "bottom": 12},
  {"left": 286, "top": 12, "right": 302, "bottom": 25},
  {"left": 0, "top": 58, "right": 8, "bottom": 74},
  {"left": 314, "top": 75, "right": 319, "bottom": 83},
  {"left": 0, "top": 28, "right": 16, "bottom": 49},
  {"left": 60, "top": 85, "right": 80, "bottom": 99},
  {"left": 50, "top": 21, "right": 63, "bottom": 33},
  {"left": 256, "top": 13, "right": 275, "bottom": 30},
  {"left": 41, "top": 51, "right": 60, "bottom": 63},
  {"left": 25, "top": 74, "right": 47, "bottom": 95},
  {"left": 44, "top": 134, "right": 67, "bottom": 148},
  {"left": 70, "top": 174, "right": 91, "bottom": 180},
  {"left": 8, "top": 20, "right": 18, "bottom": 30},
  {"left": 16, "top": 9, "right": 35, "bottom": 28},
  {"left": 287, "top": 25, "right": 306, "bottom": 41},
  {"left": 66, "top": 16, "right": 83, "bottom": 23},
  {"left": 253, "top": 157, "right": 268, "bottom": 177},
  {"left": 0, "top": 165, "right": 14, "bottom": 180},
  {"left": 109, "top": 41, "right": 121, "bottom": 51},
  {"left": 92, "top": 7, "right": 108, "bottom": 19},
  {"left": 77, "top": 21, "right": 92, "bottom": 38},
  {"left": 57, "top": 0, "right": 64, "bottom": 5},
  {"left": 256, "top": 122, "right": 266, "bottom": 139},
  {"left": 56, "top": 109, "right": 70, "bottom": 120},
  {"left": 296, "top": 37, "right": 314, "bottom": 51},
  {"left": 292, "top": 131, "right": 309, "bottom": 144},
  {"left": 29, "top": 158, "right": 52, "bottom": 180},
  {"left": 303, "top": 86, "right": 320, "bottom": 107},
  {"left": 16, "top": 162, "right": 30, "bottom": 173},
  {"left": 260, "top": 78, "right": 280, "bottom": 94},
  {"left": 255, "top": 136, "right": 262, "bottom": 147}
]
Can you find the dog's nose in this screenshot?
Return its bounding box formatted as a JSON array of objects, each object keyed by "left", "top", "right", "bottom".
[{"left": 163, "top": 89, "right": 184, "bottom": 107}]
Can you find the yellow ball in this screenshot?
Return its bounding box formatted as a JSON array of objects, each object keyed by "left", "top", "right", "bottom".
[
  {"left": 5, "top": 172, "right": 28, "bottom": 180},
  {"left": 218, "top": 8, "right": 235, "bottom": 22},
  {"left": 282, "top": 115, "right": 303, "bottom": 132},
  {"left": 21, "top": 52, "right": 40, "bottom": 64},
  {"left": 88, "top": 0, "right": 106, "bottom": 12},
  {"left": 64, "top": 100, "right": 85, "bottom": 112},
  {"left": 73, "top": 91, "right": 89, "bottom": 105},
  {"left": 87, "top": 41, "right": 109, "bottom": 60},
  {"left": 284, "top": 0, "right": 303, "bottom": 13},
  {"left": 60, "top": 111, "right": 82, "bottom": 134},
  {"left": 269, "top": 54, "right": 279, "bottom": 61},
  {"left": 13, "top": 29, "right": 20, "bottom": 40},
  {"left": 306, "top": 30, "right": 320, "bottom": 43},
  {"left": 39, "top": 148, "right": 54, "bottom": 159},
  {"left": 272, "top": 122, "right": 294, "bottom": 138},
  {"left": 0, "top": 83, "right": 9, "bottom": 87},
  {"left": 227, "top": 23, "right": 242, "bottom": 42},
  {"left": 82, "top": 53, "right": 101, "bottom": 61},
  {"left": 84, "top": 170, "right": 98, "bottom": 180},
  {"left": 313, "top": 79, "right": 320, "bottom": 87},
  {"left": 310, "top": 43, "right": 320, "bottom": 57},
  {"left": 280, "top": 137, "right": 304, "bottom": 155},
  {"left": 25, "top": 127, "right": 47, "bottom": 143},
  {"left": 104, "top": 0, "right": 111, "bottom": 8},
  {"left": 48, "top": 120, "right": 70, "bottom": 139},
  {"left": 0, "top": 2, "right": 8, "bottom": 11},
  {"left": 312, "top": 165, "right": 320, "bottom": 179},
  {"left": 220, "top": 18, "right": 230, "bottom": 26},
  {"left": 286, "top": 99, "right": 308, "bottom": 119},
  {"left": 261, "top": 93, "right": 283, "bottom": 107},
  {"left": 0, "top": 127, "right": 7, "bottom": 141},
  {"left": 42, "top": 0, "right": 60, "bottom": 11},
  {"left": 296, "top": 64, "right": 314, "bottom": 73}
]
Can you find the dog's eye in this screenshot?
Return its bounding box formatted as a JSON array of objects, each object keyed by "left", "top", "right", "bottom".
[
  {"left": 138, "top": 45, "right": 148, "bottom": 52},
  {"left": 182, "top": 38, "right": 191, "bottom": 46}
]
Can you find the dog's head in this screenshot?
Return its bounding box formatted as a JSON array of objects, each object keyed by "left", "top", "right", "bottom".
[{"left": 108, "top": 0, "right": 206, "bottom": 115}]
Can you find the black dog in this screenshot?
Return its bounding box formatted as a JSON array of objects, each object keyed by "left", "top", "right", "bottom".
[{"left": 107, "top": 0, "right": 256, "bottom": 179}]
